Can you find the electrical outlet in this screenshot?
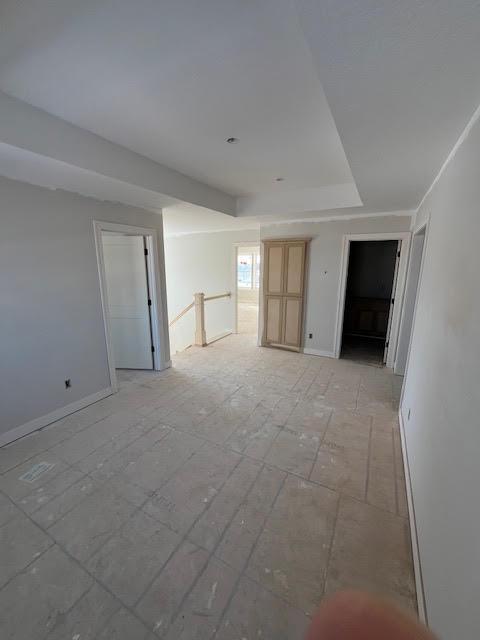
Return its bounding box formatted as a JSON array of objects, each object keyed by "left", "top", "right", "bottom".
[
  {"left": 65, "top": 379, "right": 71, "bottom": 389},
  {"left": 308, "top": 333, "right": 313, "bottom": 339}
]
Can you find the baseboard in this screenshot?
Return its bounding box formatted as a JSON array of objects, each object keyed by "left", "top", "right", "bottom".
[
  {"left": 303, "top": 347, "right": 336, "bottom": 358},
  {"left": 207, "top": 330, "right": 232, "bottom": 345},
  {"left": 0, "top": 387, "right": 114, "bottom": 448},
  {"left": 398, "top": 407, "right": 427, "bottom": 624}
]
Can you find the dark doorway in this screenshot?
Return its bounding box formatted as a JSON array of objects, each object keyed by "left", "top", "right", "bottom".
[{"left": 341, "top": 240, "right": 399, "bottom": 366}]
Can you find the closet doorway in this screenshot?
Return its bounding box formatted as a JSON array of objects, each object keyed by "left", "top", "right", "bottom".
[{"left": 335, "top": 233, "right": 410, "bottom": 368}]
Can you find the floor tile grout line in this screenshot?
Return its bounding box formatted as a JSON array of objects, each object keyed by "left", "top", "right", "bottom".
[
  {"left": 364, "top": 417, "right": 374, "bottom": 501},
  {"left": 4, "top": 496, "right": 154, "bottom": 639},
  {"left": 132, "top": 452, "right": 249, "bottom": 612},
  {"left": 320, "top": 489, "right": 342, "bottom": 599},
  {"left": 212, "top": 471, "right": 290, "bottom": 639},
  {"left": 159, "top": 417, "right": 397, "bottom": 511},
  {"left": 84, "top": 437, "right": 213, "bottom": 576},
  {"left": 23, "top": 423, "right": 174, "bottom": 530},
  {"left": 307, "top": 407, "right": 334, "bottom": 482},
  {"left": 151, "top": 457, "right": 266, "bottom": 637},
  {"left": 1, "top": 341, "right": 410, "bottom": 639},
  {"left": 0, "top": 452, "right": 220, "bottom": 640}
]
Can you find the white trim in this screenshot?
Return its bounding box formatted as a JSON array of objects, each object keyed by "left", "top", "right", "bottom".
[
  {"left": 262, "top": 210, "right": 413, "bottom": 228},
  {"left": 398, "top": 408, "right": 427, "bottom": 624},
  {"left": 207, "top": 330, "right": 233, "bottom": 345},
  {"left": 0, "top": 387, "right": 113, "bottom": 448},
  {"left": 303, "top": 348, "right": 335, "bottom": 358},
  {"left": 93, "top": 220, "right": 170, "bottom": 393},
  {"left": 333, "top": 232, "right": 411, "bottom": 368},
  {"left": 400, "top": 216, "right": 431, "bottom": 408},
  {"left": 165, "top": 226, "right": 259, "bottom": 239},
  {"left": 164, "top": 211, "right": 414, "bottom": 239}
]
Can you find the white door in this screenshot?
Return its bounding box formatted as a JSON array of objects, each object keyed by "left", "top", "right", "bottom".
[{"left": 102, "top": 234, "right": 153, "bottom": 369}]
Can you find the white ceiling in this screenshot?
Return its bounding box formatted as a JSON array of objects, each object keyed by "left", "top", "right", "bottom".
[
  {"left": 0, "top": 0, "right": 355, "bottom": 201},
  {"left": 0, "top": 0, "right": 479, "bottom": 228},
  {"left": 294, "top": 0, "right": 480, "bottom": 210}
]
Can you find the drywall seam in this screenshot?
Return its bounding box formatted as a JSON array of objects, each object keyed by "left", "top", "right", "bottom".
[
  {"left": 0, "top": 387, "right": 114, "bottom": 448},
  {"left": 398, "top": 408, "right": 428, "bottom": 624}
]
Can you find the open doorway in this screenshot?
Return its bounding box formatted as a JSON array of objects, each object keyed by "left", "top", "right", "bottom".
[
  {"left": 340, "top": 240, "right": 400, "bottom": 366},
  {"left": 236, "top": 245, "right": 260, "bottom": 335}
]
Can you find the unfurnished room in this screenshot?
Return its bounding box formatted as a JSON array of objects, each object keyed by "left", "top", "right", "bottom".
[{"left": 1, "top": 2, "right": 480, "bottom": 640}]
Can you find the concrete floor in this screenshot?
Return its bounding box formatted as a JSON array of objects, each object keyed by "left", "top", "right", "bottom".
[
  {"left": 237, "top": 301, "right": 258, "bottom": 335},
  {"left": 0, "top": 335, "right": 415, "bottom": 639}
]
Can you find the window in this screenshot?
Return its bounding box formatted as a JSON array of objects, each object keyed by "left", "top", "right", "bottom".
[{"left": 237, "top": 249, "right": 260, "bottom": 290}]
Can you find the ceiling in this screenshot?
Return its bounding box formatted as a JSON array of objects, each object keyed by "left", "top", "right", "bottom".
[{"left": 0, "top": 0, "right": 479, "bottom": 227}]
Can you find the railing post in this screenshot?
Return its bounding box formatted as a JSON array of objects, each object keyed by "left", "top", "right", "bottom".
[{"left": 194, "top": 292, "right": 207, "bottom": 347}]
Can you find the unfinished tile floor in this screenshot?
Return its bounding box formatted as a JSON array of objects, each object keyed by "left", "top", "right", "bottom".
[{"left": 0, "top": 335, "right": 415, "bottom": 640}]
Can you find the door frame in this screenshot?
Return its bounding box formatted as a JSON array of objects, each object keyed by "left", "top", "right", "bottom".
[
  {"left": 395, "top": 218, "right": 429, "bottom": 375},
  {"left": 94, "top": 220, "right": 170, "bottom": 392},
  {"left": 399, "top": 216, "right": 430, "bottom": 398},
  {"left": 232, "top": 242, "right": 261, "bottom": 337},
  {"left": 334, "top": 232, "right": 411, "bottom": 368}
]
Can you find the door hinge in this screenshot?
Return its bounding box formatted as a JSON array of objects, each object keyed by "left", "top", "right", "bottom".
[
  {"left": 397, "top": 251, "right": 400, "bottom": 257},
  {"left": 151, "top": 345, "right": 155, "bottom": 353},
  {"left": 147, "top": 299, "right": 152, "bottom": 306},
  {"left": 144, "top": 248, "right": 149, "bottom": 256},
  {"left": 391, "top": 298, "right": 395, "bottom": 305},
  {"left": 386, "top": 340, "right": 389, "bottom": 348}
]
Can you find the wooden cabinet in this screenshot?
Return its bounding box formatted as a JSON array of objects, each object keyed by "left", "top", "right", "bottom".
[{"left": 262, "top": 239, "right": 309, "bottom": 351}]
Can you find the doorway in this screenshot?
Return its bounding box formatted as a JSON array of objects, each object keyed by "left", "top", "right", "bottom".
[
  {"left": 236, "top": 245, "right": 260, "bottom": 335},
  {"left": 94, "top": 221, "right": 169, "bottom": 392},
  {"left": 340, "top": 240, "right": 400, "bottom": 366},
  {"left": 101, "top": 233, "right": 154, "bottom": 370}
]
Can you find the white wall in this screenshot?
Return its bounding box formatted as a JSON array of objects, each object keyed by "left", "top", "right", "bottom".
[
  {"left": 164, "top": 230, "right": 259, "bottom": 353},
  {"left": 260, "top": 216, "right": 412, "bottom": 356},
  {"left": 401, "top": 111, "right": 480, "bottom": 639},
  {"left": 0, "top": 176, "right": 169, "bottom": 442}
]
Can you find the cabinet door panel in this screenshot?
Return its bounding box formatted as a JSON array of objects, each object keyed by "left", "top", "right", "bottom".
[
  {"left": 283, "top": 297, "right": 302, "bottom": 347},
  {"left": 285, "top": 243, "right": 305, "bottom": 295},
  {"left": 265, "top": 297, "right": 283, "bottom": 344},
  {"left": 266, "top": 245, "right": 284, "bottom": 294}
]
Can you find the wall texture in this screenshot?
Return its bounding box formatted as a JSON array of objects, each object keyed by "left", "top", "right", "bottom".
[
  {"left": 164, "top": 230, "right": 259, "bottom": 353},
  {"left": 260, "top": 215, "right": 411, "bottom": 355},
  {"left": 0, "top": 176, "right": 168, "bottom": 440},
  {"left": 401, "top": 112, "right": 480, "bottom": 639}
]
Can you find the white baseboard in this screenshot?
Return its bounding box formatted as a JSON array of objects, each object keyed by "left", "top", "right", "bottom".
[
  {"left": 0, "top": 387, "right": 114, "bottom": 448},
  {"left": 303, "top": 347, "right": 336, "bottom": 358},
  {"left": 207, "top": 330, "right": 232, "bottom": 345},
  {"left": 398, "top": 407, "right": 427, "bottom": 624}
]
